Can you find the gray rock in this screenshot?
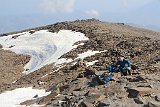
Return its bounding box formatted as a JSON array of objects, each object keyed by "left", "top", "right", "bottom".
[
  {"left": 72, "top": 90, "right": 87, "bottom": 97},
  {"left": 77, "top": 99, "right": 84, "bottom": 106},
  {"left": 85, "top": 94, "right": 101, "bottom": 103},
  {"left": 71, "top": 96, "right": 81, "bottom": 103},
  {"left": 112, "top": 96, "right": 118, "bottom": 101},
  {"left": 155, "top": 95, "right": 160, "bottom": 102},
  {"left": 97, "top": 102, "right": 110, "bottom": 107},
  {"left": 46, "top": 84, "right": 57, "bottom": 92},
  {"left": 33, "top": 94, "right": 38, "bottom": 98},
  {"left": 61, "top": 102, "right": 72, "bottom": 107},
  {"left": 134, "top": 98, "right": 143, "bottom": 104},
  {"left": 134, "top": 95, "right": 147, "bottom": 104},
  {"left": 97, "top": 99, "right": 110, "bottom": 107},
  {"left": 148, "top": 101, "right": 160, "bottom": 107},
  {"left": 80, "top": 101, "right": 94, "bottom": 107},
  {"left": 46, "top": 100, "right": 59, "bottom": 107},
  {"left": 52, "top": 100, "right": 59, "bottom": 105},
  {"left": 105, "top": 83, "right": 125, "bottom": 98},
  {"left": 127, "top": 89, "right": 139, "bottom": 98}
]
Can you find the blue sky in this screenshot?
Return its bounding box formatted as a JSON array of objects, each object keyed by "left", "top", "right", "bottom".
[{"left": 0, "top": 0, "right": 160, "bottom": 33}]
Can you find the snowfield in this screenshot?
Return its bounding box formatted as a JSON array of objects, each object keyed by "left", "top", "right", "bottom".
[
  {"left": 0, "top": 87, "right": 50, "bottom": 107},
  {"left": 0, "top": 30, "right": 88, "bottom": 74}
]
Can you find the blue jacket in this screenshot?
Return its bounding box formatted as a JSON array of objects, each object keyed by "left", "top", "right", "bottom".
[{"left": 116, "top": 59, "right": 131, "bottom": 68}]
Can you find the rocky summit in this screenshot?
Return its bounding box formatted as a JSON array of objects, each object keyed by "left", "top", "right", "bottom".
[{"left": 0, "top": 19, "right": 160, "bottom": 107}]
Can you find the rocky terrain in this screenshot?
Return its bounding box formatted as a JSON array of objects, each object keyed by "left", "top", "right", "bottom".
[{"left": 0, "top": 19, "right": 160, "bottom": 107}]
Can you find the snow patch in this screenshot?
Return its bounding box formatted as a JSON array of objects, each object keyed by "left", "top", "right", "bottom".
[
  {"left": 55, "top": 58, "right": 72, "bottom": 65},
  {"left": 0, "top": 30, "right": 88, "bottom": 74},
  {"left": 0, "top": 87, "right": 50, "bottom": 107},
  {"left": 86, "top": 60, "right": 99, "bottom": 66},
  {"left": 77, "top": 50, "right": 101, "bottom": 59},
  {"left": 77, "top": 42, "right": 85, "bottom": 46}
]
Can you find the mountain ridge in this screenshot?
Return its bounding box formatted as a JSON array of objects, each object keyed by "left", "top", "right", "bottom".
[
  {"left": 0, "top": 19, "right": 160, "bottom": 107},
  {"left": 1, "top": 19, "right": 160, "bottom": 38}
]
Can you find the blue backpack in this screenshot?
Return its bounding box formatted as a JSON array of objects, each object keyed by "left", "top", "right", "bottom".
[{"left": 98, "top": 73, "right": 113, "bottom": 84}]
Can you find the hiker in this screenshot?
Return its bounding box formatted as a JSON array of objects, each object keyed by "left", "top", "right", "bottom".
[{"left": 107, "top": 56, "right": 132, "bottom": 76}]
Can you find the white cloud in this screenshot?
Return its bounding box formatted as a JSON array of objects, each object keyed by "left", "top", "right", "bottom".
[
  {"left": 40, "top": 0, "right": 76, "bottom": 14},
  {"left": 85, "top": 9, "right": 100, "bottom": 17}
]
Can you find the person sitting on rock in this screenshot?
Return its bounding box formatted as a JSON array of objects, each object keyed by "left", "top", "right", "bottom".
[{"left": 107, "top": 56, "right": 132, "bottom": 76}]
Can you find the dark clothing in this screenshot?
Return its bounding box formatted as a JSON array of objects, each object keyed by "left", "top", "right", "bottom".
[
  {"left": 107, "top": 59, "right": 132, "bottom": 76},
  {"left": 97, "top": 73, "right": 113, "bottom": 84},
  {"left": 118, "top": 67, "right": 131, "bottom": 76},
  {"left": 116, "top": 59, "right": 131, "bottom": 68}
]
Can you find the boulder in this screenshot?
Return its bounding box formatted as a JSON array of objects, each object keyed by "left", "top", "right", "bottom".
[
  {"left": 148, "top": 101, "right": 160, "bottom": 107},
  {"left": 97, "top": 99, "right": 110, "bottom": 107},
  {"left": 134, "top": 87, "right": 152, "bottom": 96},
  {"left": 80, "top": 102, "right": 94, "bottom": 107},
  {"left": 29, "top": 30, "right": 36, "bottom": 34},
  {"left": 69, "top": 82, "right": 84, "bottom": 93},
  {"left": 72, "top": 90, "right": 88, "bottom": 97},
  {"left": 85, "top": 94, "right": 101, "bottom": 103},
  {"left": 127, "top": 87, "right": 152, "bottom": 98},
  {"left": 155, "top": 95, "right": 160, "bottom": 102},
  {"left": 127, "top": 76, "right": 146, "bottom": 82},
  {"left": 84, "top": 88, "right": 99, "bottom": 96},
  {"left": 127, "top": 89, "right": 139, "bottom": 98},
  {"left": 20, "top": 99, "right": 36, "bottom": 106},
  {"left": 97, "top": 95, "right": 106, "bottom": 102},
  {"left": 134, "top": 95, "right": 147, "bottom": 104},
  {"left": 58, "top": 84, "right": 69, "bottom": 92},
  {"left": 33, "top": 94, "right": 38, "bottom": 98},
  {"left": 105, "top": 83, "right": 126, "bottom": 98},
  {"left": 46, "top": 100, "right": 59, "bottom": 107},
  {"left": 46, "top": 84, "right": 57, "bottom": 92},
  {"left": 37, "top": 92, "right": 58, "bottom": 105}
]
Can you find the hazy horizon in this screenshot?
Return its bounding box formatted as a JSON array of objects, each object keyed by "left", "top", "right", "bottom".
[{"left": 0, "top": 0, "right": 160, "bottom": 34}]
